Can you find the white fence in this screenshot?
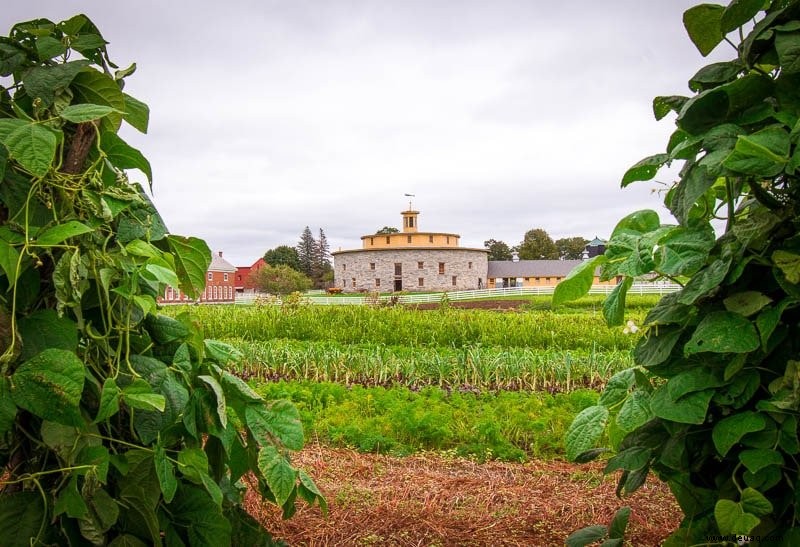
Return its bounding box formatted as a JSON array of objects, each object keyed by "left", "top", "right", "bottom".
[{"left": 234, "top": 283, "right": 680, "bottom": 306}]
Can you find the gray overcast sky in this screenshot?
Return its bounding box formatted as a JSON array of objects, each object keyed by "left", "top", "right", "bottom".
[{"left": 3, "top": 1, "right": 731, "bottom": 266}]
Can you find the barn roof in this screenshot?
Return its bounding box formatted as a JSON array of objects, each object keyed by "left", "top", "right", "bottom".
[{"left": 487, "top": 260, "right": 590, "bottom": 278}]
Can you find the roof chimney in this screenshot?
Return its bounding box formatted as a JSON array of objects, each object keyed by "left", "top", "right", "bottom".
[
  {"left": 218, "top": 251, "right": 223, "bottom": 257},
  {"left": 512, "top": 252, "right": 519, "bottom": 263}
]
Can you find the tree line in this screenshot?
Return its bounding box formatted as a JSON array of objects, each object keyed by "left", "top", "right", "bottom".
[
  {"left": 250, "top": 227, "right": 333, "bottom": 294},
  {"left": 484, "top": 229, "right": 592, "bottom": 261}
]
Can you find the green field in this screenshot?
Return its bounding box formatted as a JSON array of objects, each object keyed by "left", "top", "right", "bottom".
[{"left": 167, "top": 295, "right": 654, "bottom": 460}]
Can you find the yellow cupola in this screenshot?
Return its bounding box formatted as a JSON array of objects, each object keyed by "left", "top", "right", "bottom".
[{"left": 401, "top": 210, "right": 419, "bottom": 233}]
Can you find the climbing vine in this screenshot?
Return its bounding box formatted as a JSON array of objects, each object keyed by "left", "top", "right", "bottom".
[
  {"left": 557, "top": 0, "right": 800, "bottom": 544},
  {"left": 0, "top": 15, "right": 322, "bottom": 546}
]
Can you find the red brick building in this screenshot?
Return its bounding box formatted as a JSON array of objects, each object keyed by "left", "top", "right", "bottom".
[
  {"left": 235, "top": 257, "right": 266, "bottom": 294},
  {"left": 161, "top": 251, "right": 237, "bottom": 304}
]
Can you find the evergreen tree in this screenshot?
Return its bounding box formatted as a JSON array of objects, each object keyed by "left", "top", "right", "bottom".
[
  {"left": 317, "top": 228, "right": 331, "bottom": 270},
  {"left": 296, "top": 226, "right": 316, "bottom": 277}
]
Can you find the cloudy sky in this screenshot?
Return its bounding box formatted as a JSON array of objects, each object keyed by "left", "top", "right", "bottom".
[{"left": 3, "top": 1, "right": 731, "bottom": 266}]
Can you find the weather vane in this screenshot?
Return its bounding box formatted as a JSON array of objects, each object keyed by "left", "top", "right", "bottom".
[{"left": 404, "top": 193, "right": 415, "bottom": 209}]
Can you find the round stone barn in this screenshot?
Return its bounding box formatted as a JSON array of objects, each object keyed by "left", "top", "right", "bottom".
[{"left": 332, "top": 209, "right": 488, "bottom": 293}]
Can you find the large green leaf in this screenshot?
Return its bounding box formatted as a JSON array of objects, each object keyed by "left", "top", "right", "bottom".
[
  {"left": 117, "top": 450, "right": 161, "bottom": 543},
  {"left": 552, "top": 255, "right": 606, "bottom": 307},
  {"left": 122, "top": 92, "right": 149, "bottom": 133},
  {"left": 721, "top": 0, "right": 765, "bottom": 33},
  {"left": 668, "top": 165, "right": 716, "bottom": 225},
  {"left": 602, "top": 277, "right": 632, "bottom": 327},
  {"left": 713, "top": 411, "right": 766, "bottom": 456},
  {"left": 739, "top": 448, "right": 784, "bottom": 474},
  {"left": 678, "top": 74, "right": 773, "bottom": 135},
  {"left": 167, "top": 235, "right": 211, "bottom": 300},
  {"left": 678, "top": 258, "right": 731, "bottom": 305},
  {"left": 689, "top": 60, "right": 744, "bottom": 92},
  {"left": 714, "top": 499, "right": 761, "bottom": 535},
  {"left": 565, "top": 525, "right": 608, "bottom": 547},
  {"left": 616, "top": 390, "right": 653, "bottom": 434},
  {"left": 0, "top": 491, "right": 47, "bottom": 547},
  {"left": 655, "top": 224, "right": 715, "bottom": 277},
  {"left": 621, "top": 153, "right": 670, "bottom": 187},
  {"left": 776, "top": 30, "right": 800, "bottom": 74},
  {"left": 21, "top": 60, "right": 91, "bottom": 106},
  {"left": 11, "top": 348, "right": 85, "bottom": 426},
  {"left": 122, "top": 379, "right": 166, "bottom": 412},
  {"left": 604, "top": 446, "right": 651, "bottom": 473},
  {"left": 651, "top": 385, "right": 713, "bottom": 425},
  {"left": 54, "top": 476, "right": 88, "bottom": 519},
  {"left": 144, "top": 314, "right": 189, "bottom": 344},
  {"left": 60, "top": 103, "right": 120, "bottom": 123},
  {"left": 740, "top": 487, "right": 773, "bottom": 517},
  {"left": 610, "top": 209, "right": 660, "bottom": 238},
  {"left": 70, "top": 68, "right": 125, "bottom": 131},
  {"left": 168, "top": 485, "right": 231, "bottom": 547},
  {"left": 653, "top": 95, "right": 688, "bottom": 121},
  {"left": 565, "top": 405, "right": 609, "bottom": 461},
  {"left": 219, "top": 368, "right": 263, "bottom": 403},
  {"left": 35, "top": 220, "right": 93, "bottom": 246},
  {"left": 683, "top": 4, "right": 725, "bottom": 56},
  {"left": 0, "top": 120, "right": 58, "bottom": 177},
  {"left": 198, "top": 375, "right": 228, "bottom": 429},
  {"left": 667, "top": 368, "right": 726, "bottom": 400},
  {"left": 723, "top": 291, "right": 772, "bottom": 317},
  {"left": 598, "top": 369, "right": 635, "bottom": 408},
  {"left": 257, "top": 444, "right": 297, "bottom": 507},
  {"left": 17, "top": 309, "right": 78, "bottom": 361},
  {"left": 773, "top": 250, "right": 800, "bottom": 283},
  {"left": 246, "top": 400, "right": 304, "bottom": 451},
  {"left": 684, "top": 311, "right": 760, "bottom": 354},
  {"left": 155, "top": 442, "right": 178, "bottom": 503},
  {"left": 100, "top": 131, "right": 152, "bottom": 183},
  {"left": 723, "top": 127, "right": 790, "bottom": 176},
  {"left": 608, "top": 506, "right": 631, "bottom": 540}
]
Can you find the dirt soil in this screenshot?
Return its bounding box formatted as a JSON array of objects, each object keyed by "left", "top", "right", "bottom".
[{"left": 246, "top": 443, "right": 681, "bottom": 546}]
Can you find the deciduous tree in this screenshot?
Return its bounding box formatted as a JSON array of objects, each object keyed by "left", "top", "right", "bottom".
[
  {"left": 250, "top": 264, "right": 313, "bottom": 295},
  {"left": 264, "top": 244, "right": 301, "bottom": 270},
  {"left": 483, "top": 239, "right": 513, "bottom": 261},
  {"left": 517, "top": 229, "right": 558, "bottom": 260},
  {"left": 555, "top": 237, "right": 589, "bottom": 260}
]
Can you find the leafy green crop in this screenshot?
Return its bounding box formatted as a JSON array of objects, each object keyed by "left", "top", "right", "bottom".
[
  {"left": 255, "top": 380, "right": 599, "bottom": 461},
  {"left": 559, "top": 1, "right": 800, "bottom": 544},
  {"left": 0, "top": 15, "right": 321, "bottom": 545}
]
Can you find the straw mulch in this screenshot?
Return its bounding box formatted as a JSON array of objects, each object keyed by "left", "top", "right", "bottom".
[{"left": 245, "top": 443, "right": 681, "bottom": 546}]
